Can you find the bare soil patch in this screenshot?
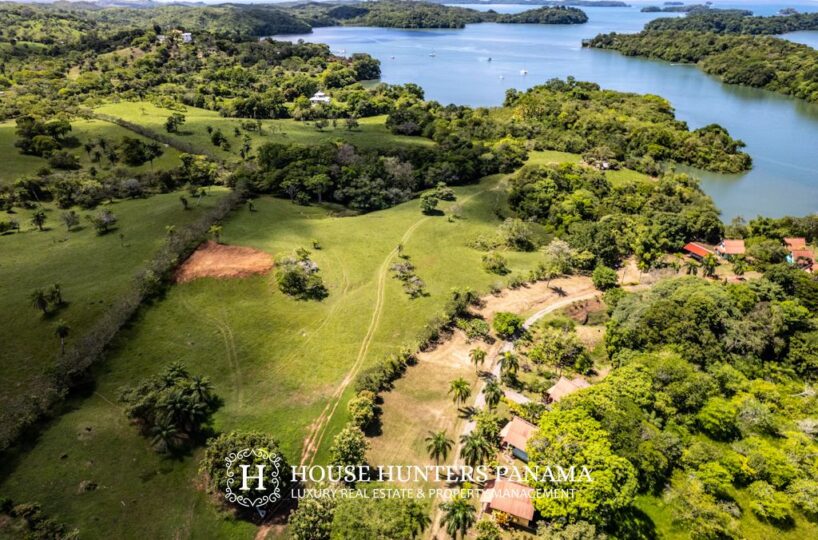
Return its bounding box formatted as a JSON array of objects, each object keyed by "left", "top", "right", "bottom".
[{"left": 175, "top": 241, "right": 273, "bottom": 283}]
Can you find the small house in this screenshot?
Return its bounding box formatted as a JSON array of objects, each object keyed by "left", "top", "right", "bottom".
[
  {"left": 788, "top": 249, "right": 815, "bottom": 272},
  {"left": 546, "top": 376, "right": 590, "bottom": 404},
  {"left": 683, "top": 242, "right": 714, "bottom": 261},
  {"left": 716, "top": 239, "right": 745, "bottom": 258},
  {"left": 309, "top": 91, "right": 331, "bottom": 105},
  {"left": 784, "top": 237, "right": 807, "bottom": 251},
  {"left": 181, "top": 32, "right": 193, "bottom": 43},
  {"left": 500, "top": 417, "right": 537, "bottom": 462},
  {"left": 479, "top": 478, "right": 535, "bottom": 528}
]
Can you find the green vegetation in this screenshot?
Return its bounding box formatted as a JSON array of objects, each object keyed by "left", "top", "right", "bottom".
[
  {"left": 643, "top": 9, "right": 818, "bottom": 34},
  {"left": 586, "top": 30, "right": 818, "bottom": 104}
]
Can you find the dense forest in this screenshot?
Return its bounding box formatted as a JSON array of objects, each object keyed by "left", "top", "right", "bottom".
[
  {"left": 586, "top": 30, "right": 818, "bottom": 104},
  {"left": 644, "top": 9, "right": 818, "bottom": 34}
]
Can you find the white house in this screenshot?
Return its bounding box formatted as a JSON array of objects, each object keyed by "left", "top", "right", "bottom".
[
  {"left": 309, "top": 91, "right": 331, "bottom": 105},
  {"left": 181, "top": 32, "right": 193, "bottom": 44}
]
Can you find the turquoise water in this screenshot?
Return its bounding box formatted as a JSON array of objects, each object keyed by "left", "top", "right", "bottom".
[{"left": 280, "top": 2, "right": 818, "bottom": 218}]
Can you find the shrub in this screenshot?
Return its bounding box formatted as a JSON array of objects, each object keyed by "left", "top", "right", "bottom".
[
  {"left": 493, "top": 312, "right": 524, "bottom": 339},
  {"left": 482, "top": 251, "right": 509, "bottom": 275},
  {"left": 347, "top": 391, "right": 376, "bottom": 428},
  {"left": 747, "top": 481, "right": 793, "bottom": 524},
  {"left": 592, "top": 264, "right": 619, "bottom": 290}
]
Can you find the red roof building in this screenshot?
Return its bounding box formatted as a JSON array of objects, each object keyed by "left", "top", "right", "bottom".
[
  {"left": 785, "top": 237, "right": 807, "bottom": 251},
  {"left": 683, "top": 242, "right": 714, "bottom": 260},
  {"left": 716, "top": 239, "right": 745, "bottom": 257},
  {"left": 480, "top": 478, "right": 535, "bottom": 527},
  {"left": 500, "top": 417, "right": 537, "bottom": 462}
]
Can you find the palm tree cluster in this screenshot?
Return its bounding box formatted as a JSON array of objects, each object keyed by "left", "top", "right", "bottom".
[
  {"left": 119, "top": 362, "right": 219, "bottom": 453},
  {"left": 29, "top": 283, "right": 64, "bottom": 316}
]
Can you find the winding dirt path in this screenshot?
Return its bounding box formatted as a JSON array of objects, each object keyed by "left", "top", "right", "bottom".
[{"left": 299, "top": 217, "right": 430, "bottom": 466}]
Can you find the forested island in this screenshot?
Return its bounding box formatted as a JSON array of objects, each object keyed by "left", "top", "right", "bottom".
[
  {"left": 2, "top": 2, "right": 818, "bottom": 540},
  {"left": 586, "top": 10, "right": 818, "bottom": 103}
]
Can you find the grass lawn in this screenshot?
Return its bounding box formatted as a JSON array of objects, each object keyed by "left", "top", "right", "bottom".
[
  {"left": 0, "top": 174, "right": 546, "bottom": 539},
  {"left": 0, "top": 189, "right": 229, "bottom": 442},
  {"left": 0, "top": 119, "right": 182, "bottom": 186},
  {"left": 94, "top": 101, "right": 434, "bottom": 161},
  {"left": 527, "top": 150, "right": 653, "bottom": 185}
]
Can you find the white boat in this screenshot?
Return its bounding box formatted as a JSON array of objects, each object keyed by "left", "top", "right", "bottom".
[
  {"left": 499, "top": 75, "right": 504, "bottom": 80},
  {"left": 429, "top": 52, "right": 436, "bottom": 57},
  {"left": 390, "top": 55, "right": 395, "bottom": 59},
  {"left": 520, "top": 69, "right": 528, "bottom": 76}
]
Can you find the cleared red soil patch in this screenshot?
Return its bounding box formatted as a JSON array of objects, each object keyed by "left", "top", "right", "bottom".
[{"left": 175, "top": 241, "right": 273, "bottom": 283}]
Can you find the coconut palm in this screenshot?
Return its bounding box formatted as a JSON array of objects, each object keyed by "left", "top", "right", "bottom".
[
  {"left": 469, "top": 348, "right": 487, "bottom": 371},
  {"left": 500, "top": 351, "right": 519, "bottom": 377},
  {"left": 150, "top": 422, "right": 183, "bottom": 454},
  {"left": 701, "top": 254, "right": 717, "bottom": 278},
  {"left": 483, "top": 378, "right": 503, "bottom": 410},
  {"left": 208, "top": 224, "right": 223, "bottom": 243},
  {"left": 30, "top": 288, "right": 49, "bottom": 315},
  {"left": 54, "top": 320, "right": 69, "bottom": 355},
  {"left": 448, "top": 378, "right": 471, "bottom": 406},
  {"left": 439, "top": 495, "right": 476, "bottom": 539},
  {"left": 48, "top": 283, "right": 63, "bottom": 306},
  {"left": 684, "top": 259, "right": 699, "bottom": 275},
  {"left": 425, "top": 430, "right": 454, "bottom": 464},
  {"left": 459, "top": 431, "right": 494, "bottom": 467}
]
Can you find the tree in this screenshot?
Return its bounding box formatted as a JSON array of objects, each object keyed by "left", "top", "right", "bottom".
[
  {"left": 527, "top": 408, "right": 637, "bottom": 521},
  {"left": 684, "top": 259, "right": 699, "bottom": 275},
  {"left": 469, "top": 348, "right": 487, "bottom": 371},
  {"left": 420, "top": 192, "right": 439, "bottom": 215},
  {"left": 493, "top": 312, "right": 524, "bottom": 339},
  {"left": 165, "top": 113, "right": 186, "bottom": 133},
  {"left": 288, "top": 490, "right": 336, "bottom": 540},
  {"left": 483, "top": 378, "right": 503, "bottom": 410},
  {"left": 208, "top": 224, "right": 222, "bottom": 243},
  {"left": 425, "top": 430, "right": 453, "bottom": 464},
  {"left": 439, "top": 494, "right": 476, "bottom": 539},
  {"left": 314, "top": 119, "right": 329, "bottom": 131},
  {"left": 329, "top": 425, "right": 369, "bottom": 471},
  {"left": 500, "top": 351, "right": 519, "bottom": 377},
  {"left": 448, "top": 378, "right": 471, "bottom": 406},
  {"left": 592, "top": 264, "right": 619, "bottom": 290},
  {"left": 459, "top": 431, "right": 493, "bottom": 466},
  {"left": 61, "top": 210, "right": 79, "bottom": 231},
  {"left": 347, "top": 391, "right": 376, "bottom": 428},
  {"left": 747, "top": 481, "right": 793, "bottom": 524},
  {"left": 30, "top": 288, "right": 49, "bottom": 315},
  {"left": 701, "top": 254, "right": 717, "bottom": 278},
  {"left": 696, "top": 397, "right": 738, "bottom": 440},
  {"left": 732, "top": 257, "right": 747, "bottom": 276},
  {"left": 31, "top": 209, "right": 46, "bottom": 231},
  {"left": 87, "top": 210, "right": 117, "bottom": 235},
  {"left": 345, "top": 116, "right": 359, "bottom": 131}
]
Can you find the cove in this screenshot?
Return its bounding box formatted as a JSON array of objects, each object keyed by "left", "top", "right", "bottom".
[{"left": 281, "top": 2, "right": 818, "bottom": 219}]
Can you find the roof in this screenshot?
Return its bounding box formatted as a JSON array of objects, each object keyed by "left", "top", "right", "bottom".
[
  {"left": 480, "top": 479, "right": 535, "bottom": 522},
  {"left": 717, "top": 239, "right": 745, "bottom": 255},
  {"left": 791, "top": 249, "right": 815, "bottom": 262},
  {"left": 500, "top": 417, "right": 537, "bottom": 451},
  {"left": 785, "top": 237, "right": 807, "bottom": 250},
  {"left": 547, "top": 376, "right": 590, "bottom": 403},
  {"left": 683, "top": 242, "right": 713, "bottom": 258}
]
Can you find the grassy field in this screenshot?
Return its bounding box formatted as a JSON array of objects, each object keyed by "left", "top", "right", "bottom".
[
  {"left": 0, "top": 189, "right": 228, "bottom": 441},
  {"left": 0, "top": 118, "right": 182, "bottom": 185},
  {"left": 527, "top": 149, "right": 653, "bottom": 185},
  {"left": 0, "top": 174, "right": 547, "bottom": 539},
  {"left": 94, "top": 101, "right": 434, "bottom": 160}
]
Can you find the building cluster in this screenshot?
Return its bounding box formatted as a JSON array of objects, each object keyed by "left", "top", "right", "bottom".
[
  {"left": 156, "top": 30, "right": 194, "bottom": 44},
  {"left": 683, "top": 236, "right": 814, "bottom": 272}
]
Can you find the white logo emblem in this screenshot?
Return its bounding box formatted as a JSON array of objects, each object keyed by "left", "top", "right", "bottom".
[{"left": 224, "top": 448, "right": 283, "bottom": 512}]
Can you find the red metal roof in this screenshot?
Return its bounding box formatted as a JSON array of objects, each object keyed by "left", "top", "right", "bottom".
[
  {"left": 683, "top": 242, "right": 713, "bottom": 258},
  {"left": 785, "top": 237, "right": 807, "bottom": 250},
  {"left": 717, "top": 239, "right": 745, "bottom": 255},
  {"left": 500, "top": 417, "right": 537, "bottom": 451}
]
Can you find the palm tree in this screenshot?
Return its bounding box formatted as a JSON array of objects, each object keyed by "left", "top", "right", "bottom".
[
  {"left": 459, "top": 431, "right": 494, "bottom": 467},
  {"left": 188, "top": 375, "right": 213, "bottom": 405},
  {"left": 701, "top": 254, "right": 717, "bottom": 278},
  {"left": 448, "top": 378, "right": 471, "bottom": 406},
  {"left": 208, "top": 224, "right": 223, "bottom": 243},
  {"left": 483, "top": 378, "right": 503, "bottom": 410},
  {"left": 684, "top": 259, "right": 699, "bottom": 275},
  {"left": 439, "top": 495, "right": 476, "bottom": 540},
  {"left": 54, "top": 320, "right": 69, "bottom": 355},
  {"left": 425, "top": 430, "right": 454, "bottom": 464},
  {"left": 500, "top": 351, "right": 519, "bottom": 377},
  {"left": 30, "top": 288, "right": 49, "bottom": 315},
  {"left": 469, "top": 348, "right": 487, "bottom": 371},
  {"left": 733, "top": 258, "right": 747, "bottom": 277},
  {"left": 48, "top": 283, "right": 63, "bottom": 306},
  {"left": 150, "top": 422, "right": 183, "bottom": 454}
]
